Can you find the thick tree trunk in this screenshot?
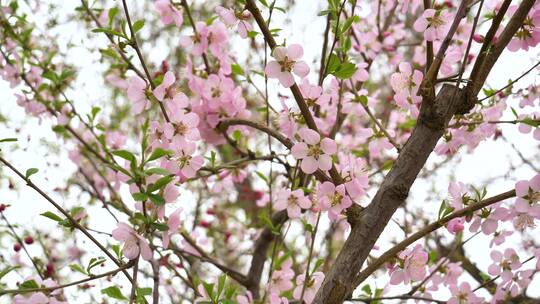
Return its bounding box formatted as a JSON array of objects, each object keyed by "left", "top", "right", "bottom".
[{"left": 313, "top": 84, "right": 468, "bottom": 303}]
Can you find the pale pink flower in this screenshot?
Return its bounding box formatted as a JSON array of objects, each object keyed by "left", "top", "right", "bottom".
[
  {"left": 269, "top": 292, "right": 289, "bottom": 304},
  {"left": 127, "top": 75, "right": 149, "bottom": 114},
  {"left": 237, "top": 291, "right": 253, "bottom": 304},
  {"left": 106, "top": 131, "right": 127, "bottom": 150},
  {"left": 447, "top": 282, "right": 484, "bottom": 304},
  {"left": 165, "top": 137, "right": 204, "bottom": 179},
  {"left": 155, "top": 0, "right": 183, "bottom": 27},
  {"left": 488, "top": 248, "right": 522, "bottom": 283},
  {"left": 112, "top": 222, "right": 153, "bottom": 261},
  {"left": 448, "top": 181, "right": 468, "bottom": 209},
  {"left": 292, "top": 272, "right": 324, "bottom": 304},
  {"left": 291, "top": 128, "right": 337, "bottom": 174},
  {"left": 389, "top": 244, "right": 428, "bottom": 284},
  {"left": 274, "top": 188, "right": 311, "bottom": 218},
  {"left": 153, "top": 71, "right": 175, "bottom": 101},
  {"left": 163, "top": 109, "right": 200, "bottom": 141},
  {"left": 490, "top": 230, "right": 513, "bottom": 247},
  {"left": 339, "top": 154, "right": 369, "bottom": 199},
  {"left": 446, "top": 217, "right": 465, "bottom": 234},
  {"left": 163, "top": 208, "right": 182, "bottom": 248},
  {"left": 390, "top": 62, "right": 423, "bottom": 116},
  {"left": 507, "top": 6, "right": 540, "bottom": 51},
  {"left": 413, "top": 9, "right": 452, "bottom": 41},
  {"left": 215, "top": 6, "right": 253, "bottom": 39},
  {"left": 269, "top": 258, "right": 295, "bottom": 292},
  {"left": 317, "top": 181, "right": 353, "bottom": 220},
  {"left": 265, "top": 44, "right": 310, "bottom": 88}
]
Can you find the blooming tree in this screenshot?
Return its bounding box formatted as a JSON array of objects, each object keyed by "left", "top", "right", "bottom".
[{"left": 0, "top": 0, "right": 539, "bottom": 303}]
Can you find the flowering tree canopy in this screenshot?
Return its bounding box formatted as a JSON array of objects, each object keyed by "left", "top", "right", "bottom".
[{"left": 1, "top": 0, "right": 540, "bottom": 303}]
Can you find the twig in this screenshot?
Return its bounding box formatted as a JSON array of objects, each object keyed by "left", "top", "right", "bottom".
[
  {"left": 0, "top": 260, "right": 135, "bottom": 295},
  {"left": 0, "top": 156, "right": 133, "bottom": 282},
  {"left": 353, "top": 189, "right": 515, "bottom": 286}
]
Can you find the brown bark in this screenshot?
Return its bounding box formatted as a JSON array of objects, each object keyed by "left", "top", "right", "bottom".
[{"left": 313, "top": 1, "right": 536, "bottom": 302}]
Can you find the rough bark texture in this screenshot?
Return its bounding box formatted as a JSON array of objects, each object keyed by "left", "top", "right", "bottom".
[{"left": 313, "top": 84, "right": 468, "bottom": 303}]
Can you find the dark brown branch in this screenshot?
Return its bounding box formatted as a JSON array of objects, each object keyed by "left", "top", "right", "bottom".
[
  {"left": 353, "top": 189, "right": 515, "bottom": 287},
  {"left": 467, "top": 0, "right": 536, "bottom": 98},
  {"left": 0, "top": 156, "right": 133, "bottom": 282}
]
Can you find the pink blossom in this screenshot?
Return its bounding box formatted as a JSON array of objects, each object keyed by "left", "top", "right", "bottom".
[
  {"left": 265, "top": 44, "right": 310, "bottom": 88},
  {"left": 292, "top": 272, "right": 324, "bottom": 304},
  {"left": 274, "top": 188, "right": 311, "bottom": 218},
  {"left": 447, "top": 282, "right": 484, "bottom": 304},
  {"left": 389, "top": 244, "right": 428, "bottom": 284},
  {"left": 215, "top": 6, "right": 253, "bottom": 39},
  {"left": 163, "top": 208, "right": 181, "bottom": 248},
  {"left": 155, "top": 0, "right": 183, "bottom": 27},
  {"left": 339, "top": 154, "right": 369, "bottom": 199},
  {"left": 269, "top": 257, "right": 295, "bottom": 293},
  {"left": 317, "top": 181, "right": 353, "bottom": 220},
  {"left": 291, "top": 128, "right": 337, "bottom": 174},
  {"left": 446, "top": 217, "right": 464, "bottom": 234},
  {"left": 237, "top": 291, "right": 253, "bottom": 304},
  {"left": 511, "top": 174, "right": 540, "bottom": 229},
  {"left": 507, "top": 6, "right": 540, "bottom": 51},
  {"left": 490, "top": 230, "right": 513, "bottom": 247},
  {"left": 164, "top": 137, "right": 204, "bottom": 179},
  {"left": 488, "top": 248, "right": 522, "bottom": 283},
  {"left": 448, "top": 181, "right": 468, "bottom": 209},
  {"left": 127, "top": 75, "right": 149, "bottom": 114},
  {"left": 163, "top": 109, "right": 200, "bottom": 141},
  {"left": 390, "top": 62, "right": 423, "bottom": 116},
  {"left": 153, "top": 71, "right": 176, "bottom": 101},
  {"left": 413, "top": 9, "right": 452, "bottom": 41},
  {"left": 112, "top": 222, "right": 153, "bottom": 261}
]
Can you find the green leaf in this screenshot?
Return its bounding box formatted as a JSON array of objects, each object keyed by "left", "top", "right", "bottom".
[
  {"left": 217, "top": 274, "right": 226, "bottom": 298},
  {"left": 101, "top": 286, "right": 128, "bottom": 300},
  {"left": 247, "top": 31, "right": 259, "bottom": 38},
  {"left": 326, "top": 53, "right": 340, "bottom": 74},
  {"left": 108, "top": 7, "right": 119, "bottom": 26},
  {"left": 92, "top": 28, "right": 127, "bottom": 39},
  {"left": 42, "top": 70, "right": 58, "bottom": 82},
  {"left": 510, "top": 107, "right": 519, "bottom": 118},
  {"left": 133, "top": 20, "right": 145, "bottom": 33},
  {"left": 231, "top": 64, "right": 245, "bottom": 76},
  {"left": 146, "top": 148, "right": 172, "bottom": 163},
  {"left": 91, "top": 106, "right": 101, "bottom": 119},
  {"left": 428, "top": 250, "right": 438, "bottom": 264},
  {"left": 112, "top": 244, "right": 122, "bottom": 259},
  {"left": 87, "top": 257, "right": 106, "bottom": 274},
  {"left": 69, "top": 264, "right": 88, "bottom": 275},
  {"left": 522, "top": 117, "right": 540, "bottom": 127},
  {"left": 151, "top": 222, "right": 169, "bottom": 231},
  {"left": 340, "top": 15, "right": 360, "bottom": 34},
  {"left": 40, "top": 211, "right": 63, "bottom": 222},
  {"left": 20, "top": 279, "right": 39, "bottom": 289},
  {"left": 137, "top": 287, "right": 152, "bottom": 297},
  {"left": 0, "top": 266, "right": 19, "bottom": 281},
  {"left": 437, "top": 200, "right": 447, "bottom": 221},
  {"left": 112, "top": 150, "right": 136, "bottom": 163},
  {"left": 145, "top": 167, "right": 171, "bottom": 176},
  {"left": 333, "top": 62, "right": 357, "bottom": 79},
  {"left": 202, "top": 282, "right": 215, "bottom": 301},
  {"left": 147, "top": 175, "right": 174, "bottom": 193},
  {"left": 132, "top": 192, "right": 149, "bottom": 201},
  {"left": 25, "top": 168, "right": 39, "bottom": 179},
  {"left": 148, "top": 194, "right": 166, "bottom": 205},
  {"left": 361, "top": 284, "right": 372, "bottom": 295},
  {"left": 0, "top": 138, "right": 17, "bottom": 143},
  {"left": 318, "top": 9, "right": 333, "bottom": 16},
  {"left": 255, "top": 171, "right": 269, "bottom": 185}
]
